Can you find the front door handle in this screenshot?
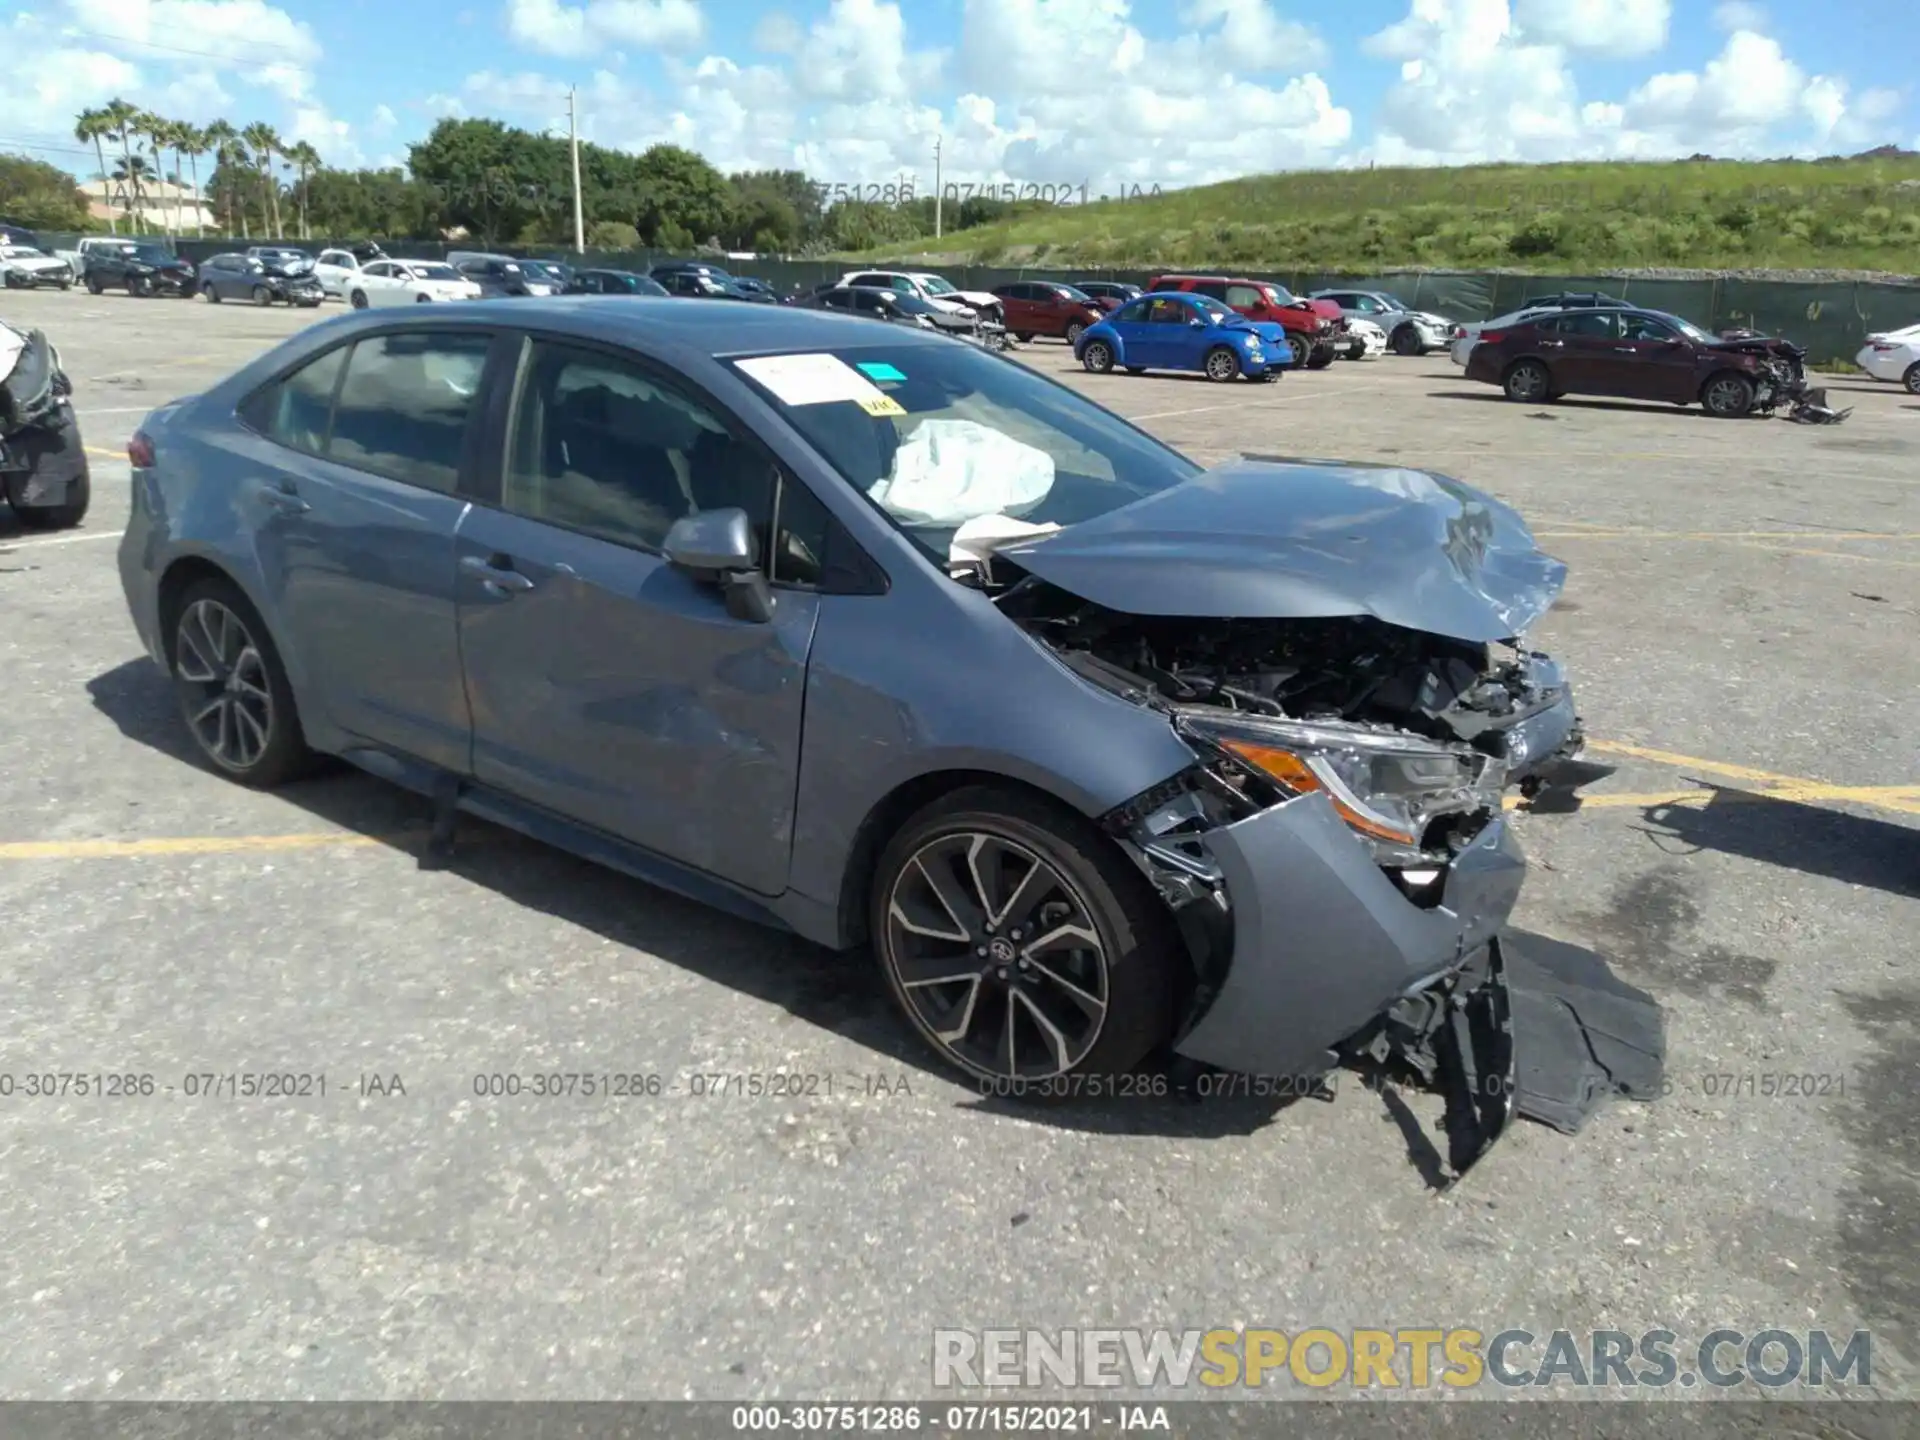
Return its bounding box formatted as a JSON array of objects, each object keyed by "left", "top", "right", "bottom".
[
  {"left": 1538, "top": 339, "right": 1564, "bottom": 348},
  {"left": 460, "top": 553, "right": 535, "bottom": 594},
  {"left": 261, "top": 483, "right": 309, "bottom": 514}
]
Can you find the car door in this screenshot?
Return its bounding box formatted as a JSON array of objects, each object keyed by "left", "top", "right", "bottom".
[
  {"left": 1105, "top": 297, "right": 1157, "bottom": 365},
  {"left": 1610, "top": 313, "right": 1699, "bottom": 402},
  {"left": 233, "top": 326, "right": 499, "bottom": 772},
  {"left": 450, "top": 334, "right": 821, "bottom": 896},
  {"left": 365, "top": 262, "right": 409, "bottom": 306},
  {"left": 316, "top": 250, "right": 352, "bottom": 296},
  {"left": 1529, "top": 311, "right": 1616, "bottom": 394},
  {"left": 1143, "top": 296, "right": 1198, "bottom": 366}
]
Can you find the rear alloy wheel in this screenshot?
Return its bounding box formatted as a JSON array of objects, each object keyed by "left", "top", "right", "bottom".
[
  {"left": 1391, "top": 325, "right": 1424, "bottom": 356},
  {"left": 251, "top": 284, "right": 273, "bottom": 306},
  {"left": 1903, "top": 361, "right": 1920, "bottom": 395},
  {"left": 873, "top": 787, "right": 1179, "bottom": 1086},
  {"left": 1701, "top": 372, "right": 1755, "bottom": 418},
  {"left": 1203, "top": 345, "right": 1241, "bottom": 382},
  {"left": 1081, "top": 339, "right": 1115, "bottom": 374},
  {"left": 349, "top": 289, "right": 369, "bottom": 310},
  {"left": 169, "top": 580, "right": 313, "bottom": 788},
  {"left": 203, "top": 282, "right": 221, "bottom": 303},
  {"left": 1064, "top": 320, "right": 1088, "bottom": 345},
  {"left": 1503, "top": 359, "right": 1551, "bottom": 403}
]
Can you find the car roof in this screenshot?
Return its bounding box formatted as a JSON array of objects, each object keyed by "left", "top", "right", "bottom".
[{"left": 256, "top": 296, "right": 962, "bottom": 362}]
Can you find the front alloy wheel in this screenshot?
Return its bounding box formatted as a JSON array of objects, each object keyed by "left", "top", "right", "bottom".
[
  {"left": 1701, "top": 372, "right": 1755, "bottom": 417},
  {"left": 883, "top": 831, "right": 1110, "bottom": 1079},
  {"left": 1204, "top": 346, "right": 1241, "bottom": 382},
  {"left": 874, "top": 789, "right": 1181, "bottom": 1087}
]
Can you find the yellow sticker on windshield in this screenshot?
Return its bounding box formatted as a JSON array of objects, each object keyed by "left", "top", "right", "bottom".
[{"left": 858, "top": 394, "right": 906, "bottom": 417}]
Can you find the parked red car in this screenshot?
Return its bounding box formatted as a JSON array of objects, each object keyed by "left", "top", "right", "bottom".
[
  {"left": 992, "top": 281, "right": 1107, "bottom": 343},
  {"left": 1147, "top": 273, "right": 1343, "bottom": 368}
]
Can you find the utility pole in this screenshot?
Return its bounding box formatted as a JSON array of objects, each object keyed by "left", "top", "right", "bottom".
[
  {"left": 934, "top": 133, "right": 943, "bottom": 239},
  {"left": 568, "top": 86, "right": 585, "bottom": 254}
]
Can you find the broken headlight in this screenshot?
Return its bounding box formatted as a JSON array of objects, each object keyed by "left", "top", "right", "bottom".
[{"left": 1177, "top": 711, "right": 1503, "bottom": 861}]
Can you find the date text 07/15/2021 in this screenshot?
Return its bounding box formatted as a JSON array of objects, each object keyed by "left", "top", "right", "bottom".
[{"left": 808, "top": 180, "right": 1164, "bottom": 206}]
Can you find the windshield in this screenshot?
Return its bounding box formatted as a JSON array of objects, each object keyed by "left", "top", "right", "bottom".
[
  {"left": 1057, "top": 285, "right": 1094, "bottom": 303},
  {"left": 414, "top": 263, "right": 461, "bottom": 281},
  {"left": 2, "top": 246, "right": 45, "bottom": 258},
  {"left": 1665, "top": 314, "right": 1714, "bottom": 342},
  {"left": 730, "top": 344, "right": 1202, "bottom": 562},
  {"left": 1265, "top": 282, "right": 1296, "bottom": 304},
  {"left": 1191, "top": 296, "right": 1238, "bottom": 322},
  {"left": 916, "top": 275, "right": 957, "bottom": 295}
]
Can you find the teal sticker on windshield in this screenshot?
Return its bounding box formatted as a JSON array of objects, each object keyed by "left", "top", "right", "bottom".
[{"left": 857, "top": 362, "right": 907, "bottom": 382}]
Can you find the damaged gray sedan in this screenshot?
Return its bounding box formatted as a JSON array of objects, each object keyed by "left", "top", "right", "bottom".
[{"left": 117, "top": 301, "right": 1661, "bottom": 1177}]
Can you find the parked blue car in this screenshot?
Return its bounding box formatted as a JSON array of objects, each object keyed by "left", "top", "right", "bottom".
[{"left": 1074, "top": 291, "right": 1292, "bottom": 382}]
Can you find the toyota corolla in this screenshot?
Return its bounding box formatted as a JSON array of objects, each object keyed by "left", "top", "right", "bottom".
[{"left": 116, "top": 299, "right": 1662, "bottom": 1177}]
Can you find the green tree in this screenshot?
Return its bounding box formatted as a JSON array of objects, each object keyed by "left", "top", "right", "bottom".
[
  {"left": 408, "top": 117, "right": 565, "bottom": 244},
  {"left": 0, "top": 152, "right": 92, "bottom": 230},
  {"left": 100, "top": 97, "right": 143, "bottom": 232},
  {"left": 633, "top": 144, "right": 733, "bottom": 248},
  {"left": 72, "top": 108, "right": 115, "bottom": 232},
  {"left": 180, "top": 124, "right": 210, "bottom": 235},
  {"left": 202, "top": 122, "right": 246, "bottom": 237},
  {"left": 242, "top": 122, "right": 285, "bottom": 237},
  {"left": 287, "top": 141, "right": 322, "bottom": 239}
]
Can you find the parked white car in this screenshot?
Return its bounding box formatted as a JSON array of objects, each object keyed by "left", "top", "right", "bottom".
[
  {"left": 840, "top": 269, "right": 1005, "bottom": 321},
  {"left": 314, "top": 247, "right": 378, "bottom": 299},
  {"left": 1310, "top": 289, "right": 1455, "bottom": 355},
  {"left": 1855, "top": 322, "right": 1920, "bottom": 393},
  {"left": 1340, "top": 317, "right": 1388, "bottom": 360},
  {"left": 342, "top": 259, "right": 483, "bottom": 308},
  {"left": 1449, "top": 306, "right": 1565, "bottom": 366},
  {"left": 0, "top": 244, "right": 75, "bottom": 290}
]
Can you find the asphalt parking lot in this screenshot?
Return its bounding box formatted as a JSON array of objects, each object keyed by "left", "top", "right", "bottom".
[{"left": 2, "top": 288, "right": 1917, "bottom": 1402}]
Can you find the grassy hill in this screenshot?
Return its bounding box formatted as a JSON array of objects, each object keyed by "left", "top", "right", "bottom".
[{"left": 850, "top": 156, "right": 1920, "bottom": 275}]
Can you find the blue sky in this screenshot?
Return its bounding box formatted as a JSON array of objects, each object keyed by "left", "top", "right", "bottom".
[{"left": 1, "top": 1, "right": 1909, "bottom": 189}]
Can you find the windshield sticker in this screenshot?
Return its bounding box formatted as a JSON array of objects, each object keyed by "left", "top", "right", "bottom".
[
  {"left": 858, "top": 395, "right": 907, "bottom": 417},
  {"left": 857, "top": 361, "right": 908, "bottom": 382},
  {"left": 736, "top": 353, "right": 891, "bottom": 408}
]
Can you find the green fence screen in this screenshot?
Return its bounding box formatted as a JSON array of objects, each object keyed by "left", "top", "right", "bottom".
[{"left": 34, "top": 230, "right": 1919, "bottom": 366}]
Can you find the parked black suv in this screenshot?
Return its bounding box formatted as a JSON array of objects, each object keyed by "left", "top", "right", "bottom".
[
  {"left": 83, "top": 242, "right": 196, "bottom": 297},
  {"left": 451, "top": 256, "right": 542, "bottom": 297},
  {"left": 199, "top": 251, "right": 325, "bottom": 306}
]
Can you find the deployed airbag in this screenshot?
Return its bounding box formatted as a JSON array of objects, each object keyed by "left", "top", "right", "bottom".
[{"left": 869, "top": 418, "right": 1056, "bottom": 525}]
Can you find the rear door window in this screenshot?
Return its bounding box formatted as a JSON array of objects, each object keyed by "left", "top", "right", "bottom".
[{"left": 324, "top": 332, "right": 493, "bottom": 492}]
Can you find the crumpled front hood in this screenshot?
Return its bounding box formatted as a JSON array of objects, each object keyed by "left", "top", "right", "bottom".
[
  {"left": 1709, "top": 333, "right": 1804, "bottom": 360},
  {"left": 997, "top": 458, "right": 1567, "bottom": 643}
]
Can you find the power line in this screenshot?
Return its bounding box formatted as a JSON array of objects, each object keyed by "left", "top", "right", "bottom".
[{"left": 47, "top": 24, "right": 317, "bottom": 65}]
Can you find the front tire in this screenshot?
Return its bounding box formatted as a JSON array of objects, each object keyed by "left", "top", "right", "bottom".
[
  {"left": 1014, "top": 331, "right": 1034, "bottom": 343},
  {"left": 1203, "top": 345, "right": 1241, "bottom": 382},
  {"left": 203, "top": 282, "right": 221, "bottom": 303},
  {"left": 415, "top": 292, "right": 432, "bottom": 304},
  {"left": 10, "top": 471, "right": 90, "bottom": 531},
  {"left": 126, "top": 275, "right": 150, "bottom": 298},
  {"left": 86, "top": 274, "right": 103, "bottom": 295},
  {"left": 1390, "top": 325, "right": 1423, "bottom": 356},
  {"left": 349, "top": 289, "right": 369, "bottom": 309},
  {"left": 251, "top": 284, "right": 273, "bottom": 307},
  {"left": 872, "top": 786, "right": 1181, "bottom": 1086},
  {"left": 1081, "top": 339, "right": 1115, "bottom": 373},
  {"left": 1903, "top": 361, "right": 1920, "bottom": 395},
  {"left": 167, "top": 578, "right": 314, "bottom": 788},
  {"left": 1701, "top": 371, "right": 1755, "bottom": 418},
  {"left": 1503, "top": 359, "right": 1551, "bottom": 403},
  {"left": 1306, "top": 343, "right": 1335, "bottom": 370}
]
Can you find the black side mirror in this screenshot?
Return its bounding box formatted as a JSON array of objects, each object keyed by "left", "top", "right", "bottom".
[{"left": 664, "top": 507, "right": 772, "bottom": 623}]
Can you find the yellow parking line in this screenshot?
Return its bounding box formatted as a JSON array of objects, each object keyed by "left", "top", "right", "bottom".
[
  {"left": 1509, "top": 786, "right": 1920, "bottom": 815},
  {"left": 85, "top": 446, "right": 125, "bottom": 461},
  {"left": 1580, "top": 740, "right": 1920, "bottom": 816},
  {"left": 0, "top": 833, "right": 385, "bottom": 860}
]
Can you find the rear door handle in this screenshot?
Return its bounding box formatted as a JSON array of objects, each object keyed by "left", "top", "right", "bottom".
[
  {"left": 460, "top": 553, "right": 535, "bottom": 594},
  {"left": 261, "top": 482, "right": 309, "bottom": 514}
]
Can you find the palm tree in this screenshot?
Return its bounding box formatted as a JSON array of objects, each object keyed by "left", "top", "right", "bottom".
[
  {"left": 157, "top": 118, "right": 192, "bottom": 236},
  {"left": 101, "top": 97, "right": 143, "bottom": 232},
  {"left": 242, "top": 122, "right": 284, "bottom": 238},
  {"left": 287, "top": 142, "right": 322, "bottom": 240},
  {"left": 73, "top": 108, "right": 117, "bottom": 233},
  {"left": 202, "top": 121, "right": 241, "bottom": 236},
  {"left": 180, "top": 124, "right": 210, "bottom": 235},
  {"left": 110, "top": 154, "right": 153, "bottom": 229}
]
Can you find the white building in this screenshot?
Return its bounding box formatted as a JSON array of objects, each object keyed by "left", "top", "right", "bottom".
[{"left": 82, "top": 176, "right": 216, "bottom": 234}]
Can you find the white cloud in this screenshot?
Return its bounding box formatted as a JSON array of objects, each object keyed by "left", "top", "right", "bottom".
[
  {"left": 286, "top": 105, "right": 363, "bottom": 166},
  {"left": 505, "top": 0, "right": 705, "bottom": 59},
  {"left": 1512, "top": 0, "right": 1668, "bottom": 57},
  {"left": 370, "top": 103, "right": 398, "bottom": 132},
  {"left": 1713, "top": 2, "right": 1767, "bottom": 32},
  {"left": 1179, "top": 0, "right": 1327, "bottom": 71},
  {"left": 791, "top": 0, "right": 942, "bottom": 102},
  {"left": 752, "top": 11, "right": 804, "bottom": 52}
]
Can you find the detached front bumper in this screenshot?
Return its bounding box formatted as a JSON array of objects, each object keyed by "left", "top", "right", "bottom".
[{"left": 1174, "top": 794, "right": 1525, "bottom": 1081}]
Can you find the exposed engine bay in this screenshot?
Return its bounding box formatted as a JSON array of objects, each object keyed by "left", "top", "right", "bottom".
[{"left": 990, "top": 572, "right": 1584, "bottom": 869}]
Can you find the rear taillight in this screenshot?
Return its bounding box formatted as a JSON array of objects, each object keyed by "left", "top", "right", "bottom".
[
  {"left": 1872, "top": 342, "right": 1898, "bottom": 351},
  {"left": 1451, "top": 325, "right": 1466, "bottom": 338},
  {"left": 1478, "top": 330, "right": 1507, "bottom": 344},
  {"left": 127, "top": 431, "right": 155, "bottom": 468}
]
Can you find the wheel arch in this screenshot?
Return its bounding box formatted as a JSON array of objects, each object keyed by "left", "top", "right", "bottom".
[
  {"left": 156, "top": 554, "right": 292, "bottom": 678},
  {"left": 833, "top": 768, "right": 1122, "bottom": 952}
]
